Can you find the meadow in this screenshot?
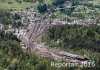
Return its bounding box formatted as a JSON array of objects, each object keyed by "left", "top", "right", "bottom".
[{"left": 0, "top": 0, "right": 38, "bottom": 10}]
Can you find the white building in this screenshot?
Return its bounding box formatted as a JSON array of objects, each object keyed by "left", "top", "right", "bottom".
[{"left": 0, "top": 24, "right": 4, "bottom": 30}]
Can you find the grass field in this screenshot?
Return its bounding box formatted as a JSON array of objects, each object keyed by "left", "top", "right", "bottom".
[{"left": 0, "top": 0, "right": 38, "bottom": 10}]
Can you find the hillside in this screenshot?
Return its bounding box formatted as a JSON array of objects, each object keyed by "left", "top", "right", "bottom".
[
  {"left": 47, "top": 0, "right": 100, "bottom": 19},
  {"left": 0, "top": 0, "right": 100, "bottom": 70},
  {"left": 0, "top": 0, "right": 38, "bottom": 10},
  {"left": 0, "top": 30, "right": 57, "bottom": 70},
  {"left": 42, "top": 24, "right": 100, "bottom": 68},
  {"left": 0, "top": 0, "right": 100, "bottom": 19},
  {"left": 0, "top": 30, "right": 100, "bottom": 70},
  {"left": 0, "top": 30, "right": 93, "bottom": 70},
  {"left": 37, "top": 0, "right": 100, "bottom": 19}
]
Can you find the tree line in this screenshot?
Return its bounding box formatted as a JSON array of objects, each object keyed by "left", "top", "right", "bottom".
[
  {"left": 43, "top": 24, "right": 100, "bottom": 52},
  {"left": 0, "top": 9, "right": 22, "bottom": 28}
]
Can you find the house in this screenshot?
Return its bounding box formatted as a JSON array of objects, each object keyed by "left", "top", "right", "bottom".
[
  {"left": 88, "top": 19, "right": 96, "bottom": 24},
  {"left": 5, "top": 29, "right": 15, "bottom": 34},
  {"left": 0, "top": 24, "right": 4, "bottom": 30},
  {"left": 40, "top": 19, "right": 52, "bottom": 25}
]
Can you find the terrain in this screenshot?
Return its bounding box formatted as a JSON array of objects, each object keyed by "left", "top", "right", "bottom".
[
  {"left": 0, "top": 0, "right": 38, "bottom": 10},
  {"left": 0, "top": 0, "right": 100, "bottom": 70},
  {"left": 0, "top": 0, "right": 100, "bottom": 18}
]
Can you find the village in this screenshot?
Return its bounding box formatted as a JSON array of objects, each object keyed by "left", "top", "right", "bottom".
[{"left": 0, "top": 8, "right": 100, "bottom": 64}]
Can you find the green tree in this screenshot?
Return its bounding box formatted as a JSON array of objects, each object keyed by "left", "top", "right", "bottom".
[{"left": 37, "top": 3, "right": 47, "bottom": 13}]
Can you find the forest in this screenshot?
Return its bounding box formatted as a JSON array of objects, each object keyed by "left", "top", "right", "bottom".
[
  {"left": 42, "top": 24, "right": 100, "bottom": 69},
  {"left": 43, "top": 24, "right": 100, "bottom": 52},
  {"left": 0, "top": 9, "right": 22, "bottom": 28},
  {"left": 0, "top": 30, "right": 56, "bottom": 70}
]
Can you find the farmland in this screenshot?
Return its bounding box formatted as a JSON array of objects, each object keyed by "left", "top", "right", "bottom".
[{"left": 0, "top": 0, "right": 38, "bottom": 10}]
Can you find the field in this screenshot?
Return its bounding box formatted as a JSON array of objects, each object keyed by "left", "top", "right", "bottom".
[
  {"left": 0, "top": 0, "right": 38, "bottom": 10},
  {"left": 0, "top": 0, "right": 99, "bottom": 18},
  {"left": 45, "top": 0, "right": 100, "bottom": 19}
]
